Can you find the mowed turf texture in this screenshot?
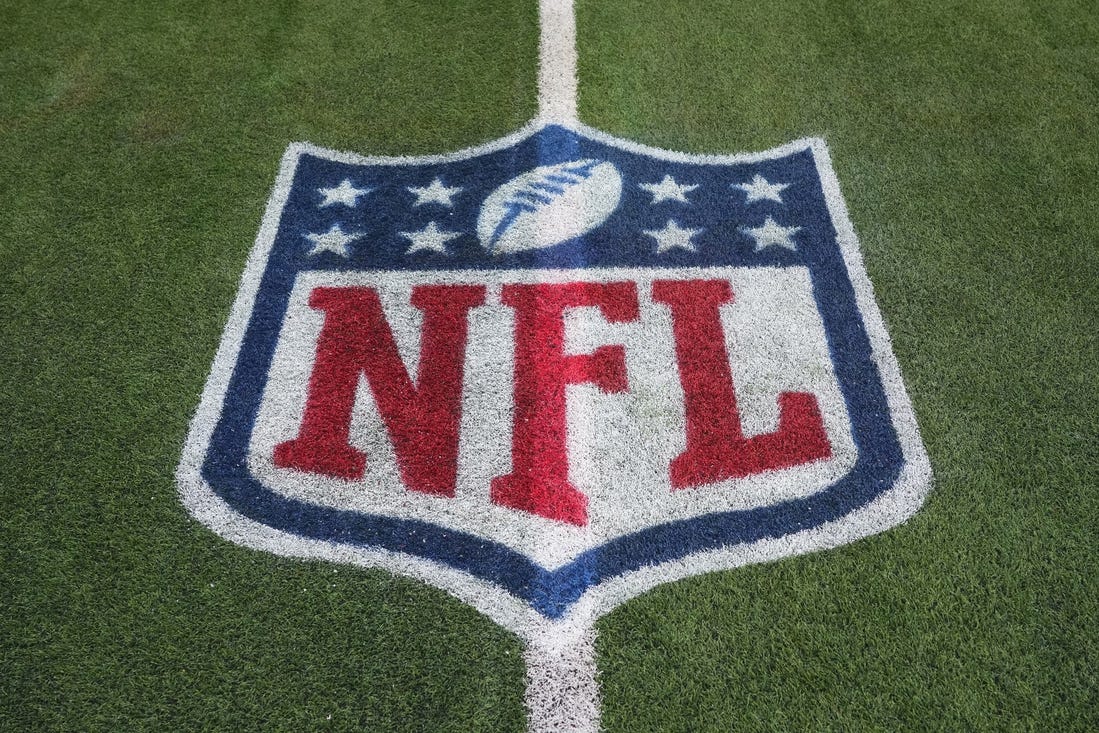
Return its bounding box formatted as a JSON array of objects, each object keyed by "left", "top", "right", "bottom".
[{"left": 1, "top": 0, "right": 1095, "bottom": 730}]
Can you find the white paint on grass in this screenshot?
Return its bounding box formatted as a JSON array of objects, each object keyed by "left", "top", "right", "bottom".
[
  {"left": 398, "top": 221, "right": 461, "bottom": 255},
  {"left": 407, "top": 177, "right": 463, "bottom": 208},
  {"left": 524, "top": 628, "right": 601, "bottom": 733},
  {"left": 476, "top": 159, "right": 622, "bottom": 254},
  {"left": 734, "top": 174, "right": 789, "bottom": 204},
  {"left": 643, "top": 219, "right": 702, "bottom": 252},
  {"left": 304, "top": 224, "right": 361, "bottom": 257},
  {"left": 538, "top": 0, "right": 579, "bottom": 124},
  {"left": 249, "top": 265, "right": 857, "bottom": 570},
  {"left": 741, "top": 216, "right": 802, "bottom": 252},
  {"left": 639, "top": 174, "right": 699, "bottom": 204},
  {"left": 318, "top": 179, "right": 372, "bottom": 208}
]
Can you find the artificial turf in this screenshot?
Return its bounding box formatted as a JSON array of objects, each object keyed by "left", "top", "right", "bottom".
[
  {"left": 2, "top": 0, "right": 1096, "bottom": 730},
  {"left": 582, "top": 1, "right": 1098, "bottom": 729}
]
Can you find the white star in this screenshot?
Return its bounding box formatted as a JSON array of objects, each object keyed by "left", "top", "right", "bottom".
[
  {"left": 304, "top": 224, "right": 362, "bottom": 257},
  {"left": 741, "top": 217, "right": 801, "bottom": 251},
  {"left": 400, "top": 221, "right": 461, "bottom": 255},
  {"left": 734, "top": 174, "right": 789, "bottom": 204},
  {"left": 639, "top": 175, "right": 699, "bottom": 204},
  {"left": 644, "top": 219, "right": 702, "bottom": 253},
  {"left": 318, "top": 179, "right": 371, "bottom": 208},
  {"left": 408, "top": 177, "right": 463, "bottom": 207}
]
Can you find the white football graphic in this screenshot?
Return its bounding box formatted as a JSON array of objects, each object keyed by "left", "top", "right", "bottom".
[{"left": 477, "top": 159, "right": 623, "bottom": 254}]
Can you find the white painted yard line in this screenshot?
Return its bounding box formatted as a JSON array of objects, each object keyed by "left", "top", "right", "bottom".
[
  {"left": 526, "top": 5, "right": 600, "bottom": 731},
  {"left": 538, "top": 0, "right": 579, "bottom": 124},
  {"left": 535, "top": 26, "right": 583, "bottom": 683},
  {"left": 524, "top": 629, "right": 601, "bottom": 733}
]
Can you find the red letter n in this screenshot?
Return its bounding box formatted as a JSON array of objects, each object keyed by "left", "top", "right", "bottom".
[
  {"left": 273, "top": 284, "right": 486, "bottom": 496},
  {"left": 652, "top": 279, "right": 831, "bottom": 489}
]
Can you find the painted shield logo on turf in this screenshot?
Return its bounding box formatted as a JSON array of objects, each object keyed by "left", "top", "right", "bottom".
[{"left": 178, "top": 123, "right": 931, "bottom": 631}]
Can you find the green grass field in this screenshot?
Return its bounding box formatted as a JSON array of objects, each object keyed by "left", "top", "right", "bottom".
[{"left": 2, "top": 0, "right": 1096, "bottom": 730}]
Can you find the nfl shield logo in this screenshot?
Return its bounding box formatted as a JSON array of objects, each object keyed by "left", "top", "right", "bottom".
[{"left": 178, "top": 122, "right": 931, "bottom": 634}]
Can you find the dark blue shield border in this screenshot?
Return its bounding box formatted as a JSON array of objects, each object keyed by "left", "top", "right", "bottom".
[{"left": 179, "top": 123, "right": 931, "bottom": 623}]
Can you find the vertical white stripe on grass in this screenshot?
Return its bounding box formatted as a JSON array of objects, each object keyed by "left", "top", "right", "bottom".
[
  {"left": 538, "top": 0, "right": 579, "bottom": 124},
  {"left": 524, "top": 628, "right": 601, "bottom": 733},
  {"left": 528, "top": 3, "right": 598, "bottom": 730}
]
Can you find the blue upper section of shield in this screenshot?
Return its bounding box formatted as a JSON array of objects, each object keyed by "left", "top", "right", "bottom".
[
  {"left": 282, "top": 124, "right": 812, "bottom": 272},
  {"left": 200, "top": 125, "right": 903, "bottom": 619}
]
